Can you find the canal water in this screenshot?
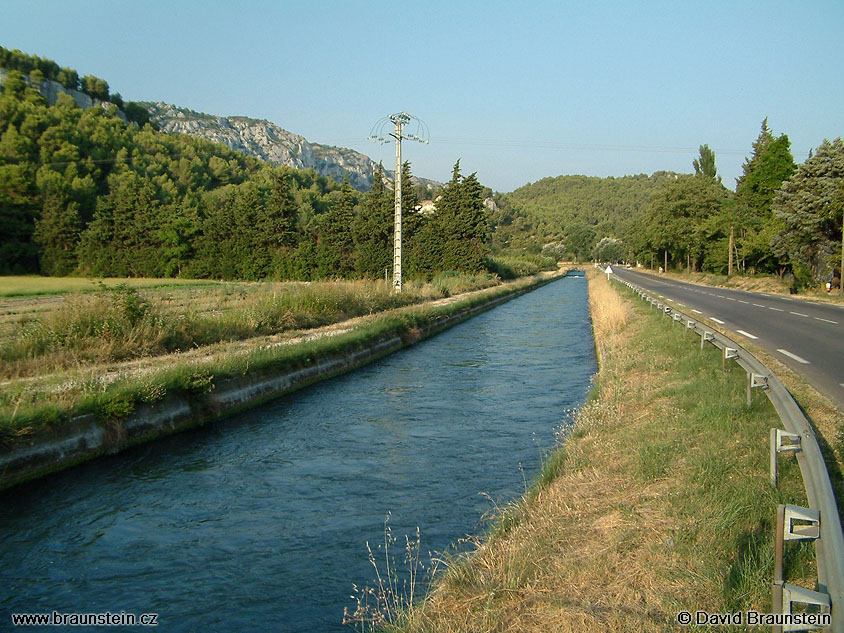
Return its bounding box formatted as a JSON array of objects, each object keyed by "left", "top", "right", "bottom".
[{"left": 0, "top": 275, "right": 597, "bottom": 632}]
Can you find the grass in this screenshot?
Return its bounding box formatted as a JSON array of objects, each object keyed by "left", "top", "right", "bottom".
[
  {"left": 374, "top": 268, "right": 815, "bottom": 633},
  {"left": 0, "top": 275, "right": 221, "bottom": 297},
  {"left": 0, "top": 275, "right": 505, "bottom": 379},
  {"left": 0, "top": 273, "right": 560, "bottom": 445}
]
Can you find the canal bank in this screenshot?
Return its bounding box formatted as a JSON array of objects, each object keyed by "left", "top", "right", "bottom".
[
  {"left": 0, "top": 271, "right": 568, "bottom": 491},
  {"left": 386, "top": 269, "right": 816, "bottom": 633}
]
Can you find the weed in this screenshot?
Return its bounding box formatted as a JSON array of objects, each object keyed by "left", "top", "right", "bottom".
[{"left": 343, "top": 514, "right": 428, "bottom": 632}]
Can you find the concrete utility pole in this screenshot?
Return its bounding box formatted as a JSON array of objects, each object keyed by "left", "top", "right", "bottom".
[{"left": 369, "top": 112, "right": 428, "bottom": 293}]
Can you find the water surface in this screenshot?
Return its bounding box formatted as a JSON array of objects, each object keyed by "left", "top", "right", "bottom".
[{"left": 1, "top": 275, "right": 596, "bottom": 632}]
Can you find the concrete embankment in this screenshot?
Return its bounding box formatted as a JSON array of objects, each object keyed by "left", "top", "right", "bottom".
[{"left": 0, "top": 272, "right": 568, "bottom": 491}]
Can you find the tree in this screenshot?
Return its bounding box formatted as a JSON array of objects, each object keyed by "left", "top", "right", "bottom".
[
  {"left": 772, "top": 138, "right": 844, "bottom": 286},
  {"left": 76, "top": 170, "right": 166, "bottom": 276},
  {"left": 733, "top": 119, "right": 796, "bottom": 273},
  {"left": 80, "top": 75, "right": 109, "bottom": 101},
  {"left": 593, "top": 237, "right": 624, "bottom": 263},
  {"left": 644, "top": 175, "right": 727, "bottom": 271},
  {"left": 352, "top": 163, "right": 392, "bottom": 278},
  {"left": 693, "top": 144, "right": 720, "bottom": 183},
  {"left": 314, "top": 174, "right": 357, "bottom": 277},
  {"left": 433, "top": 161, "right": 490, "bottom": 273},
  {"left": 563, "top": 221, "right": 596, "bottom": 263}
]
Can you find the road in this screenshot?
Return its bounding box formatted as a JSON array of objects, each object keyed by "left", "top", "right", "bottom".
[{"left": 611, "top": 268, "right": 844, "bottom": 412}]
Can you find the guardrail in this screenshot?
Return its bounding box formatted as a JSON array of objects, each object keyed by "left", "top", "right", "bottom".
[{"left": 610, "top": 271, "right": 844, "bottom": 632}]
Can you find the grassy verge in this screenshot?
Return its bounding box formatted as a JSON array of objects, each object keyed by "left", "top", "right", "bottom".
[
  {"left": 371, "top": 269, "right": 814, "bottom": 632},
  {"left": 0, "top": 273, "right": 558, "bottom": 446}
]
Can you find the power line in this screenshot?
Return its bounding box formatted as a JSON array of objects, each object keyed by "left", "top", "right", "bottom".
[{"left": 326, "top": 136, "right": 758, "bottom": 156}]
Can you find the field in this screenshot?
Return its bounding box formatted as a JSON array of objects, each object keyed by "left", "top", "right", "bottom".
[{"left": 0, "top": 275, "right": 222, "bottom": 298}]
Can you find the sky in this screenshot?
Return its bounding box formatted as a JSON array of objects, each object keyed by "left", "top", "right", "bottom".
[{"left": 2, "top": 0, "right": 843, "bottom": 192}]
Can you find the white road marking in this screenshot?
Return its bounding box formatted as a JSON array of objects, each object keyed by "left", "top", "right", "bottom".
[
  {"left": 770, "top": 307, "right": 785, "bottom": 312},
  {"left": 738, "top": 300, "right": 749, "bottom": 304},
  {"left": 677, "top": 303, "right": 685, "bottom": 307},
  {"left": 726, "top": 297, "right": 737, "bottom": 301},
  {"left": 815, "top": 317, "right": 838, "bottom": 324},
  {"left": 736, "top": 329, "right": 758, "bottom": 339},
  {"left": 777, "top": 349, "right": 810, "bottom": 364},
  {"left": 691, "top": 309, "right": 702, "bottom": 314},
  {"left": 790, "top": 311, "right": 809, "bottom": 317},
  {"left": 753, "top": 303, "right": 765, "bottom": 307},
  {"left": 711, "top": 318, "right": 725, "bottom": 324},
  {"left": 716, "top": 295, "right": 726, "bottom": 298}
]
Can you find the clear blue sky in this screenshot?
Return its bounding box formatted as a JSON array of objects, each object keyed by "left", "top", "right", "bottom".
[{"left": 2, "top": 0, "right": 842, "bottom": 192}]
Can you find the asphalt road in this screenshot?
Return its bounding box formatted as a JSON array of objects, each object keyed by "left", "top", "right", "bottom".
[{"left": 611, "top": 267, "right": 844, "bottom": 412}]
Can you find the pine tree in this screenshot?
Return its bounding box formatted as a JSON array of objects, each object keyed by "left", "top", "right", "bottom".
[
  {"left": 314, "top": 174, "right": 357, "bottom": 277},
  {"left": 772, "top": 138, "right": 844, "bottom": 285},
  {"left": 352, "top": 163, "right": 392, "bottom": 278},
  {"left": 735, "top": 119, "right": 796, "bottom": 273}
]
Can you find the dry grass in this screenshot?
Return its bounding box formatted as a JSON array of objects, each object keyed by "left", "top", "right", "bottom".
[
  {"left": 0, "top": 276, "right": 505, "bottom": 380},
  {"left": 586, "top": 268, "right": 629, "bottom": 367},
  {"left": 385, "top": 267, "right": 813, "bottom": 633}
]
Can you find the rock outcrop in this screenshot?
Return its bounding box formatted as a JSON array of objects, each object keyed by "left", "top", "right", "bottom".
[{"left": 141, "top": 102, "right": 418, "bottom": 192}]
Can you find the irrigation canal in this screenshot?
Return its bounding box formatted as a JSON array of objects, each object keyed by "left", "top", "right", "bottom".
[{"left": 1, "top": 274, "right": 597, "bottom": 632}]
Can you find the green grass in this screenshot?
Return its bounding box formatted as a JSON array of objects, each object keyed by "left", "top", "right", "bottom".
[{"left": 0, "top": 275, "right": 222, "bottom": 297}]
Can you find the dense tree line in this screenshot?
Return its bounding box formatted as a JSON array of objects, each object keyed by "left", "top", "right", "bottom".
[
  {"left": 0, "top": 68, "right": 492, "bottom": 280},
  {"left": 500, "top": 120, "right": 844, "bottom": 285}
]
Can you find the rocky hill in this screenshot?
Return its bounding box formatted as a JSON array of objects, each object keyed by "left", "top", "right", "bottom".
[
  {"left": 140, "top": 102, "right": 437, "bottom": 192},
  {"left": 0, "top": 67, "right": 127, "bottom": 121}
]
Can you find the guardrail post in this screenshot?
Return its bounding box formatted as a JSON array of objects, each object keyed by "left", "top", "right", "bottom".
[
  {"left": 772, "top": 505, "right": 825, "bottom": 633},
  {"left": 701, "top": 330, "right": 714, "bottom": 350},
  {"left": 781, "top": 584, "right": 830, "bottom": 632},
  {"left": 722, "top": 347, "right": 738, "bottom": 372},
  {"left": 746, "top": 372, "right": 768, "bottom": 407},
  {"left": 770, "top": 429, "right": 802, "bottom": 487},
  {"left": 773, "top": 503, "right": 785, "bottom": 633}
]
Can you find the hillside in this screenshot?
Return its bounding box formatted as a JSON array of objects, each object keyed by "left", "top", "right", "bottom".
[
  {"left": 140, "top": 102, "right": 441, "bottom": 193},
  {"left": 497, "top": 172, "right": 683, "bottom": 258},
  {"left": 141, "top": 102, "right": 380, "bottom": 191},
  {"left": 0, "top": 55, "right": 495, "bottom": 281}
]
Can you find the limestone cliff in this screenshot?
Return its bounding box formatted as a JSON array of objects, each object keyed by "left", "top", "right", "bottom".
[{"left": 140, "top": 102, "right": 427, "bottom": 192}]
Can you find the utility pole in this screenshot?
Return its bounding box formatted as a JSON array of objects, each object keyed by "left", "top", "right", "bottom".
[{"left": 369, "top": 112, "right": 428, "bottom": 293}]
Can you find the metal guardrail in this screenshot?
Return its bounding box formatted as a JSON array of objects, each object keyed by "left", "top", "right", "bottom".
[{"left": 611, "top": 272, "right": 844, "bottom": 632}]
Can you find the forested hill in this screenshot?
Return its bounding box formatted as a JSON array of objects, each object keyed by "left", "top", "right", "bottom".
[
  {"left": 497, "top": 172, "right": 680, "bottom": 259},
  {"left": 141, "top": 102, "right": 443, "bottom": 193},
  {"left": 0, "top": 49, "right": 494, "bottom": 281}
]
